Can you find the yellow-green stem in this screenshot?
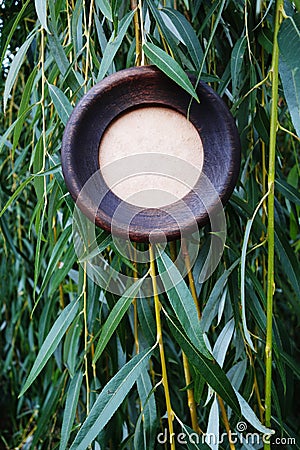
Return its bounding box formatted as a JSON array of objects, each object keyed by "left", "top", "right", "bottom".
[
  {"left": 138, "top": 0, "right": 145, "bottom": 65},
  {"left": 182, "top": 239, "right": 201, "bottom": 319},
  {"left": 149, "top": 244, "right": 175, "bottom": 450},
  {"left": 218, "top": 396, "right": 235, "bottom": 450},
  {"left": 264, "top": 1, "right": 283, "bottom": 444},
  {"left": 131, "top": 0, "right": 141, "bottom": 65}
]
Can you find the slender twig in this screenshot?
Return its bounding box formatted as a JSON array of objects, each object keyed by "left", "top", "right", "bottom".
[
  {"left": 218, "top": 395, "right": 235, "bottom": 450},
  {"left": 84, "top": 0, "right": 94, "bottom": 87},
  {"left": 264, "top": 1, "right": 283, "bottom": 444},
  {"left": 149, "top": 244, "right": 175, "bottom": 450},
  {"left": 138, "top": 0, "right": 145, "bottom": 65},
  {"left": 278, "top": 123, "right": 300, "bottom": 142},
  {"left": 131, "top": 0, "right": 141, "bottom": 65},
  {"left": 182, "top": 239, "right": 201, "bottom": 319}
]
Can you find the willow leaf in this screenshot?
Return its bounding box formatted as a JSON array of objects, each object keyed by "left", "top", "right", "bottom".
[
  {"left": 165, "top": 310, "right": 240, "bottom": 415},
  {"left": 19, "top": 298, "right": 80, "bottom": 397},
  {"left": 4, "top": 31, "right": 36, "bottom": 111},
  {"left": 59, "top": 371, "right": 83, "bottom": 450},
  {"left": 97, "top": 10, "right": 135, "bottom": 80},
  {"left": 143, "top": 42, "right": 199, "bottom": 102},
  {"left": 161, "top": 7, "right": 204, "bottom": 70},
  {"left": 70, "top": 347, "right": 154, "bottom": 450},
  {"left": 93, "top": 274, "right": 147, "bottom": 363},
  {"left": 157, "top": 251, "right": 211, "bottom": 358}
]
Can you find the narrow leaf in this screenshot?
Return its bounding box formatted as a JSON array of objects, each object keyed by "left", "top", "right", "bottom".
[
  {"left": 201, "top": 259, "right": 240, "bottom": 332},
  {"left": 12, "top": 66, "right": 39, "bottom": 155},
  {"left": 36, "top": 225, "right": 72, "bottom": 302},
  {"left": 19, "top": 298, "right": 80, "bottom": 396},
  {"left": 231, "top": 36, "right": 247, "bottom": 97},
  {"left": 240, "top": 193, "right": 269, "bottom": 351},
  {"left": 4, "top": 31, "right": 36, "bottom": 111},
  {"left": 35, "top": 0, "right": 50, "bottom": 33},
  {"left": 275, "top": 179, "right": 300, "bottom": 206},
  {"left": 234, "top": 389, "right": 274, "bottom": 435},
  {"left": 70, "top": 346, "right": 154, "bottom": 450},
  {"left": 60, "top": 371, "right": 83, "bottom": 450},
  {"left": 136, "top": 371, "right": 157, "bottom": 450},
  {"left": 97, "top": 10, "right": 135, "bottom": 80},
  {"left": 49, "top": 84, "right": 73, "bottom": 125},
  {"left": 205, "top": 396, "right": 219, "bottom": 450},
  {"left": 143, "top": 42, "right": 199, "bottom": 102},
  {"left": 95, "top": 0, "right": 112, "bottom": 21},
  {"left": 0, "top": 0, "right": 31, "bottom": 68},
  {"left": 0, "top": 175, "right": 35, "bottom": 218},
  {"left": 93, "top": 275, "right": 148, "bottom": 363},
  {"left": 212, "top": 318, "right": 235, "bottom": 367},
  {"left": 174, "top": 414, "right": 211, "bottom": 449},
  {"left": 161, "top": 7, "right": 204, "bottom": 70},
  {"left": 165, "top": 310, "right": 240, "bottom": 415},
  {"left": 278, "top": 13, "right": 300, "bottom": 137},
  {"left": 157, "top": 251, "right": 211, "bottom": 358}
]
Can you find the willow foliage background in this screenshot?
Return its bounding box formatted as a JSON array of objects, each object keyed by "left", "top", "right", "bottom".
[{"left": 0, "top": 0, "right": 300, "bottom": 449}]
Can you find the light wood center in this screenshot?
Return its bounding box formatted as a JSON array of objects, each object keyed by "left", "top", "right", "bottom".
[{"left": 99, "top": 106, "right": 203, "bottom": 208}]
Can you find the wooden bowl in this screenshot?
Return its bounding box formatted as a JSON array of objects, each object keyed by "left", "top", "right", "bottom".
[{"left": 61, "top": 65, "right": 240, "bottom": 243}]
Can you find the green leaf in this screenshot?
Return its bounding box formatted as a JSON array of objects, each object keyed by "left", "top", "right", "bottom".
[
  {"left": 70, "top": 346, "right": 154, "bottom": 450},
  {"left": 48, "top": 84, "right": 73, "bottom": 125},
  {"left": 0, "top": 174, "right": 35, "bottom": 218},
  {"left": 95, "top": 0, "right": 112, "bottom": 21},
  {"left": 135, "top": 371, "right": 157, "bottom": 450},
  {"left": 275, "top": 179, "right": 300, "bottom": 206},
  {"left": 36, "top": 225, "right": 72, "bottom": 302},
  {"left": 278, "top": 13, "right": 300, "bottom": 137},
  {"left": 174, "top": 415, "right": 211, "bottom": 449},
  {"left": 234, "top": 389, "right": 274, "bottom": 435},
  {"left": 63, "top": 316, "right": 82, "bottom": 377},
  {"left": 48, "top": 32, "right": 82, "bottom": 93},
  {"left": 231, "top": 36, "right": 247, "bottom": 98},
  {"left": 0, "top": 0, "right": 31, "bottom": 68},
  {"left": 165, "top": 310, "right": 240, "bottom": 415},
  {"left": 35, "top": 0, "right": 50, "bottom": 33},
  {"left": 201, "top": 259, "right": 240, "bottom": 332},
  {"left": 137, "top": 298, "right": 156, "bottom": 346},
  {"left": 78, "top": 234, "right": 113, "bottom": 262},
  {"left": 4, "top": 31, "right": 36, "bottom": 111},
  {"left": 48, "top": 242, "right": 77, "bottom": 298},
  {"left": 146, "top": 0, "right": 182, "bottom": 63},
  {"left": 60, "top": 371, "right": 83, "bottom": 450},
  {"left": 161, "top": 7, "right": 204, "bottom": 70},
  {"left": 212, "top": 318, "right": 234, "bottom": 367},
  {"left": 93, "top": 275, "right": 148, "bottom": 363},
  {"left": 240, "top": 193, "right": 268, "bottom": 351},
  {"left": 19, "top": 298, "right": 80, "bottom": 396},
  {"left": 275, "top": 228, "right": 300, "bottom": 298},
  {"left": 143, "top": 42, "right": 199, "bottom": 102},
  {"left": 12, "top": 66, "right": 39, "bottom": 155},
  {"left": 279, "top": 58, "right": 300, "bottom": 138},
  {"left": 206, "top": 396, "right": 219, "bottom": 450},
  {"left": 156, "top": 251, "right": 211, "bottom": 358},
  {"left": 97, "top": 10, "right": 135, "bottom": 81}
]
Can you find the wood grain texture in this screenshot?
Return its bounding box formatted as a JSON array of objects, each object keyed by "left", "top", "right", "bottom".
[{"left": 61, "top": 65, "right": 241, "bottom": 242}]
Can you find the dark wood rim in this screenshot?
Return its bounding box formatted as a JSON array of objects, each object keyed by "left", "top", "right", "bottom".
[{"left": 61, "top": 65, "right": 241, "bottom": 242}]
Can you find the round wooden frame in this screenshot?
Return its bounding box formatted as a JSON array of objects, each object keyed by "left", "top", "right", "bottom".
[{"left": 61, "top": 65, "right": 241, "bottom": 243}]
